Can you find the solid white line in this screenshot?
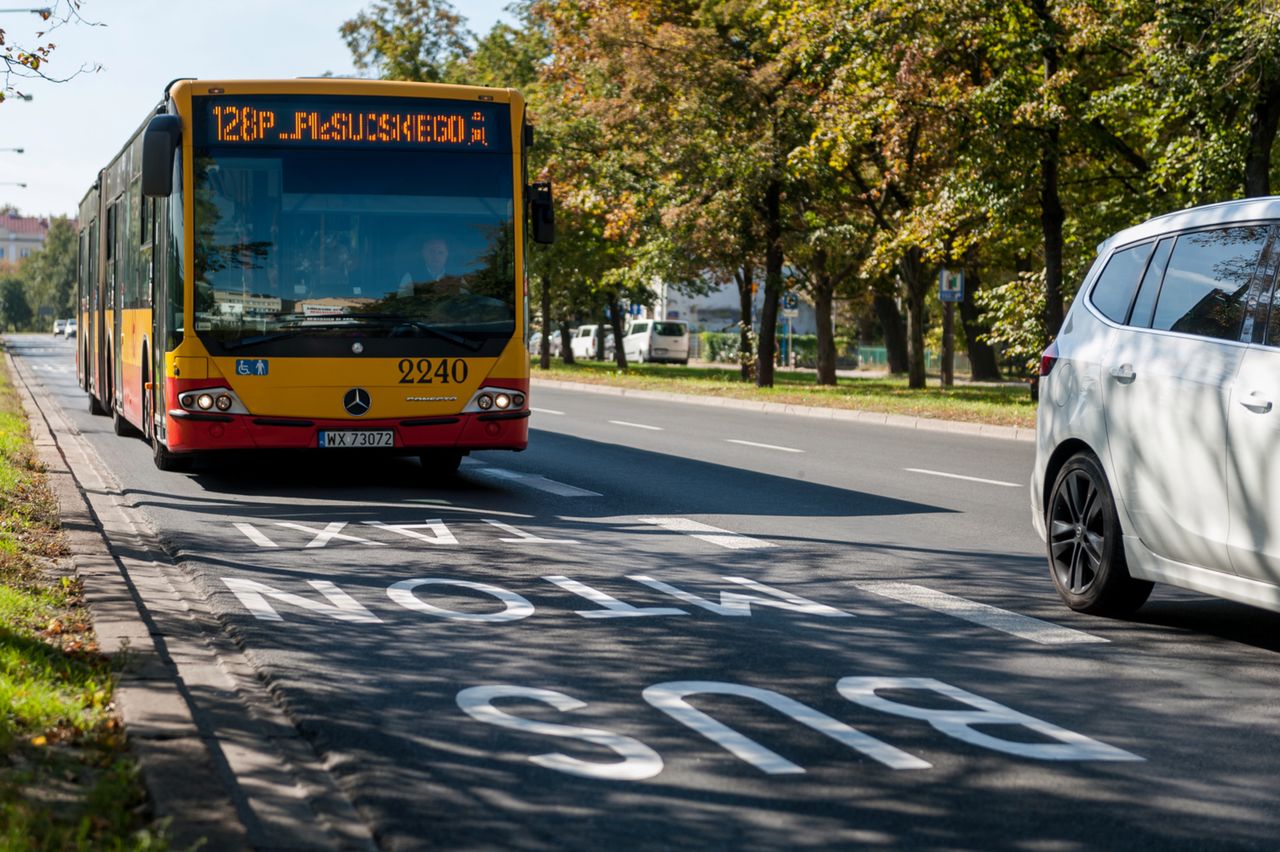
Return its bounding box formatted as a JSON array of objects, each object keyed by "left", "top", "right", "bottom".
[
  {"left": 473, "top": 467, "right": 603, "bottom": 497},
  {"left": 854, "top": 582, "right": 1107, "bottom": 645},
  {"left": 904, "top": 468, "right": 1020, "bottom": 488},
  {"left": 638, "top": 517, "right": 774, "bottom": 550},
  {"left": 609, "top": 420, "right": 664, "bottom": 431},
  {"left": 531, "top": 407, "right": 565, "bottom": 415},
  {"left": 725, "top": 439, "right": 804, "bottom": 454}
]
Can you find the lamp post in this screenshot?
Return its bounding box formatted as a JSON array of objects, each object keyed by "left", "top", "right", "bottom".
[
  {"left": 0, "top": 148, "right": 24, "bottom": 154},
  {"left": 0, "top": 182, "right": 28, "bottom": 188},
  {"left": 0, "top": 7, "right": 53, "bottom": 13}
]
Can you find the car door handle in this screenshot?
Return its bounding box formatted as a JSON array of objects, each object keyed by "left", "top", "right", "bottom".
[
  {"left": 1108, "top": 363, "right": 1136, "bottom": 383},
  {"left": 1240, "top": 391, "right": 1274, "bottom": 414}
]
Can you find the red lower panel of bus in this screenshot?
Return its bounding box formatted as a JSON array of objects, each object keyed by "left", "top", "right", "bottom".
[{"left": 161, "top": 378, "right": 529, "bottom": 454}]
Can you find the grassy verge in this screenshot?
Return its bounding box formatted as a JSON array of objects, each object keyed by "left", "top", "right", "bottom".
[
  {"left": 0, "top": 349, "right": 165, "bottom": 850},
  {"left": 533, "top": 360, "right": 1036, "bottom": 428}
]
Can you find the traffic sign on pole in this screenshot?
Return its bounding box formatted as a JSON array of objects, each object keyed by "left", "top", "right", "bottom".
[{"left": 939, "top": 269, "right": 964, "bottom": 303}]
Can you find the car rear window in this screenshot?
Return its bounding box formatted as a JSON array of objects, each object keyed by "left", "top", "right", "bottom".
[
  {"left": 630, "top": 322, "right": 649, "bottom": 334},
  {"left": 653, "top": 322, "right": 686, "bottom": 336},
  {"left": 1151, "top": 226, "right": 1269, "bottom": 340},
  {"left": 1090, "top": 242, "right": 1153, "bottom": 323}
]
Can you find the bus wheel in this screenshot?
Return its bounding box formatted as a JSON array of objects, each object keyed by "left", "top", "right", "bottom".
[
  {"left": 112, "top": 405, "right": 139, "bottom": 438},
  {"left": 88, "top": 392, "right": 108, "bottom": 416},
  {"left": 153, "top": 437, "right": 192, "bottom": 472},
  {"left": 419, "top": 451, "right": 463, "bottom": 475}
]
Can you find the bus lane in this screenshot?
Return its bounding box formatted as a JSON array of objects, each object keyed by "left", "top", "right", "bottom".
[{"left": 13, "top": 334, "right": 1280, "bottom": 850}]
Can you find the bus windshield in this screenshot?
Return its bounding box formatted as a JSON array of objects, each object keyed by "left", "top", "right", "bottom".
[{"left": 191, "top": 145, "right": 515, "bottom": 350}]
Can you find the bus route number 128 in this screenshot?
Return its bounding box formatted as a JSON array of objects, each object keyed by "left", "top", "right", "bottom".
[{"left": 398, "top": 358, "right": 469, "bottom": 384}]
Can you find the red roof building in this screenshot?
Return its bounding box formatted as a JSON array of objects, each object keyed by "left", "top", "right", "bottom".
[{"left": 0, "top": 213, "right": 49, "bottom": 265}]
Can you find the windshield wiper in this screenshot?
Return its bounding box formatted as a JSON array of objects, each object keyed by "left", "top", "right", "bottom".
[{"left": 351, "top": 315, "right": 485, "bottom": 351}]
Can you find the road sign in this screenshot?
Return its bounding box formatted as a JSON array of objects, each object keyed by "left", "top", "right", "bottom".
[
  {"left": 939, "top": 269, "right": 964, "bottom": 303},
  {"left": 782, "top": 291, "right": 800, "bottom": 310}
]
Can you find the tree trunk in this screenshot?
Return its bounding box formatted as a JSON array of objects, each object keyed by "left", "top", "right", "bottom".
[
  {"left": 900, "top": 251, "right": 928, "bottom": 389},
  {"left": 609, "top": 298, "right": 628, "bottom": 370},
  {"left": 959, "top": 264, "right": 1001, "bottom": 381},
  {"left": 756, "top": 179, "right": 783, "bottom": 388},
  {"left": 595, "top": 318, "right": 607, "bottom": 361},
  {"left": 735, "top": 264, "right": 755, "bottom": 382},
  {"left": 1033, "top": 0, "right": 1066, "bottom": 337},
  {"left": 559, "top": 321, "right": 575, "bottom": 365},
  {"left": 873, "top": 293, "right": 908, "bottom": 373},
  {"left": 940, "top": 301, "right": 955, "bottom": 388},
  {"left": 814, "top": 255, "right": 837, "bottom": 385},
  {"left": 539, "top": 274, "right": 552, "bottom": 370},
  {"left": 1245, "top": 77, "right": 1280, "bottom": 197}
]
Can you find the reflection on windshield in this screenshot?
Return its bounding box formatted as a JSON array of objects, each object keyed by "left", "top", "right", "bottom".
[{"left": 192, "top": 147, "right": 515, "bottom": 342}]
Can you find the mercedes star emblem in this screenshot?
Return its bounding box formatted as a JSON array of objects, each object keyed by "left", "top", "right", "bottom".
[{"left": 343, "top": 387, "right": 371, "bottom": 416}]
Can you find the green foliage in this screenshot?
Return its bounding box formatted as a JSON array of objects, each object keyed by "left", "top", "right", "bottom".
[
  {"left": 21, "top": 216, "right": 77, "bottom": 323},
  {"left": 0, "top": 272, "right": 32, "bottom": 332},
  {"left": 341, "top": 0, "right": 473, "bottom": 83},
  {"left": 975, "top": 271, "right": 1048, "bottom": 379}
]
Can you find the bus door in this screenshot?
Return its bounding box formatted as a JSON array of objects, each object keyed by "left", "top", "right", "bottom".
[{"left": 109, "top": 198, "right": 123, "bottom": 409}]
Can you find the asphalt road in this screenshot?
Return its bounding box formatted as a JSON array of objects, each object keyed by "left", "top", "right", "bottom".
[{"left": 12, "top": 333, "right": 1280, "bottom": 850}]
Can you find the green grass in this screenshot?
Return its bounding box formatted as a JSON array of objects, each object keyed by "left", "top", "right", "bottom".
[
  {"left": 0, "top": 348, "right": 166, "bottom": 850},
  {"left": 534, "top": 360, "right": 1036, "bottom": 428}
]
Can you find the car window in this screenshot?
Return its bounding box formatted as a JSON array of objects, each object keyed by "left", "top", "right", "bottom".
[
  {"left": 1150, "top": 226, "right": 1269, "bottom": 340},
  {"left": 653, "top": 322, "right": 686, "bottom": 336},
  {"left": 1127, "top": 237, "right": 1173, "bottom": 328},
  {"left": 1090, "top": 242, "right": 1153, "bottom": 323},
  {"left": 630, "top": 322, "right": 648, "bottom": 335}
]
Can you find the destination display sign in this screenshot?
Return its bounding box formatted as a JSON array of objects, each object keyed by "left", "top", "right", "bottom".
[{"left": 194, "top": 95, "right": 511, "bottom": 152}]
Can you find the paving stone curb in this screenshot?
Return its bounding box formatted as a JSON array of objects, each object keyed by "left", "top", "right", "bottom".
[
  {"left": 529, "top": 377, "right": 1036, "bottom": 443},
  {"left": 6, "top": 348, "right": 377, "bottom": 852}
]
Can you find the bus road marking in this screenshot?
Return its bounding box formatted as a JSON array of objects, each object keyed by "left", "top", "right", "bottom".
[
  {"left": 531, "top": 407, "right": 565, "bottom": 416},
  {"left": 638, "top": 517, "right": 774, "bottom": 550},
  {"left": 609, "top": 420, "right": 663, "bottom": 431},
  {"left": 473, "top": 467, "right": 602, "bottom": 497},
  {"left": 853, "top": 582, "right": 1107, "bottom": 645},
  {"left": 725, "top": 439, "right": 804, "bottom": 454},
  {"left": 904, "top": 468, "right": 1021, "bottom": 488}
]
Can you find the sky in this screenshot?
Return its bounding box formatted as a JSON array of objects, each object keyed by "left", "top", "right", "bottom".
[{"left": 0, "top": 0, "right": 513, "bottom": 219}]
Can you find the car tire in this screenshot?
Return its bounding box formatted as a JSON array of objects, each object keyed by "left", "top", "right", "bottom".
[{"left": 1046, "top": 452, "right": 1153, "bottom": 616}]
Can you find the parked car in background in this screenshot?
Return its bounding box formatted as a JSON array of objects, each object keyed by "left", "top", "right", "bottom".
[
  {"left": 570, "top": 324, "right": 615, "bottom": 360},
  {"left": 527, "top": 331, "right": 564, "bottom": 358},
  {"left": 65, "top": 317, "right": 77, "bottom": 338},
  {"left": 52, "top": 319, "right": 67, "bottom": 336},
  {"left": 1033, "top": 197, "right": 1280, "bottom": 619},
  {"left": 622, "top": 320, "right": 690, "bottom": 364}
]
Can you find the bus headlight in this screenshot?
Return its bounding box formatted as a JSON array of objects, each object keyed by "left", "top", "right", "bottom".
[
  {"left": 494, "top": 393, "right": 511, "bottom": 410},
  {"left": 196, "top": 393, "right": 214, "bottom": 410},
  {"left": 463, "top": 386, "right": 527, "bottom": 413},
  {"left": 215, "top": 394, "right": 234, "bottom": 411},
  {"left": 476, "top": 394, "right": 494, "bottom": 410},
  {"left": 176, "top": 387, "right": 249, "bottom": 415}
]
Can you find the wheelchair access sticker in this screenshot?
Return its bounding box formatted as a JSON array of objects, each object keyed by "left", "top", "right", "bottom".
[{"left": 236, "top": 359, "right": 269, "bottom": 377}]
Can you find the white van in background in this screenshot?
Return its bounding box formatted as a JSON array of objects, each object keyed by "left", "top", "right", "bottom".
[
  {"left": 570, "top": 324, "right": 615, "bottom": 360},
  {"left": 622, "top": 320, "right": 689, "bottom": 364}
]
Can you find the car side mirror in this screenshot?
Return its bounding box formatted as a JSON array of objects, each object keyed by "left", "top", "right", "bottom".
[
  {"left": 529, "top": 181, "right": 554, "bottom": 245},
  {"left": 141, "top": 114, "right": 182, "bottom": 197}
]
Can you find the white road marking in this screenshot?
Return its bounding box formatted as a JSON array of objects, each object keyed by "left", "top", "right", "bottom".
[
  {"left": 473, "top": 467, "right": 603, "bottom": 497},
  {"left": 853, "top": 582, "right": 1107, "bottom": 645},
  {"left": 544, "top": 576, "right": 687, "bottom": 618},
  {"left": 362, "top": 519, "right": 458, "bottom": 545},
  {"left": 609, "top": 420, "right": 663, "bottom": 431},
  {"left": 233, "top": 522, "right": 278, "bottom": 548},
  {"left": 638, "top": 517, "right": 774, "bottom": 550},
  {"left": 725, "top": 439, "right": 804, "bottom": 454},
  {"left": 531, "top": 407, "right": 565, "bottom": 415},
  {"left": 483, "top": 519, "right": 579, "bottom": 544},
  {"left": 630, "top": 575, "right": 850, "bottom": 617},
  {"left": 275, "top": 521, "right": 385, "bottom": 548},
  {"left": 904, "top": 468, "right": 1020, "bottom": 488}
]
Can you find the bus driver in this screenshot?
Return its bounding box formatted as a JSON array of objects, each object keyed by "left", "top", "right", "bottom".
[{"left": 399, "top": 237, "right": 463, "bottom": 296}]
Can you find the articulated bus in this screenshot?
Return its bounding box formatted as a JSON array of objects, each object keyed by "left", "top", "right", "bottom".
[{"left": 77, "top": 78, "right": 553, "bottom": 472}]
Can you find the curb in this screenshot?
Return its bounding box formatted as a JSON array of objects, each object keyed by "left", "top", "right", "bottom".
[
  {"left": 530, "top": 377, "right": 1036, "bottom": 443},
  {"left": 6, "top": 346, "right": 375, "bottom": 851}
]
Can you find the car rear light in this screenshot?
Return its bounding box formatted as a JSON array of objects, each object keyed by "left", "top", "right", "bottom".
[{"left": 1039, "top": 340, "right": 1060, "bottom": 377}]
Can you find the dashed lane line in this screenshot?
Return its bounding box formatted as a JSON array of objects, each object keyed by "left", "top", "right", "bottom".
[
  {"left": 904, "top": 468, "right": 1021, "bottom": 488},
  {"left": 638, "top": 517, "right": 774, "bottom": 550},
  {"left": 726, "top": 439, "right": 804, "bottom": 454},
  {"left": 609, "top": 420, "right": 664, "bottom": 431},
  {"left": 853, "top": 582, "right": 1107, "bottom": 645},
  {"left": 531, "top": 407, "right": 565, "bottom": 415},
  {"left": 472, "top": 467, "right": 603, "bottom": 497}
]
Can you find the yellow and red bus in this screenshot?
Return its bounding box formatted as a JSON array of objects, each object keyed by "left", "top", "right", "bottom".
[{"left": 77, "top": 78, "right": 552, "bottom": 472}]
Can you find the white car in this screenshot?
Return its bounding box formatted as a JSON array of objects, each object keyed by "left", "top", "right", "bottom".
[
  {"left": 52, "top": 318, "right": 67, "bottom": 336},
  {"left": 65, "top": 317, "right": 77, "bottom": 338},
  {"left": 570, "top": 324, "right": 615, "bottom": 360},
  {"left": 528, "top": 331, "right": 563, "bottom": 358},
  {"left": 622, "top": 319, "right": 689, "bottom": 364},
  {"left": 1033, "top": 197, "right": 1280, "bottom": 617}
]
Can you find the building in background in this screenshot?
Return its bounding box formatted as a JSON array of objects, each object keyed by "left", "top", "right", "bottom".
[{"left": 0, "top": 213, "right": 49, "bottom": 265}]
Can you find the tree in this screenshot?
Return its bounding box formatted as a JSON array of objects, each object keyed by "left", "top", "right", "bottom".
[
  {"left": 0, "top": 270, "right": 31, "bottom": 330},
  {"left": 1, "top": 2, "right": 100, "bottom": 102},
  {"left": 341, "top": 0, "right": 473, "bottom": 83},
  {"left": 22, "top": 216, "right": 76, "bottom": 319}
]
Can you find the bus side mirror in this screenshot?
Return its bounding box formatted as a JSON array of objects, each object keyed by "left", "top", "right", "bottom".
[
  {"left": 141, "top": 114, "right": 182, "bottom": 198},
  {"left": 529, "top": 181, "right": 554, "bottom": 245}
]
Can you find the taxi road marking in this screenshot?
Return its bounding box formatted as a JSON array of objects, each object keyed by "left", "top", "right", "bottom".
[
  {"left": 904, "top": 468, "right": 1021, "bottom": 488},
  {"left": 638, "top": 517, "right": 774, "bottom": 550},
  {"left": 854, "top": 582, "right": 1107, "bottom": 645}
]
